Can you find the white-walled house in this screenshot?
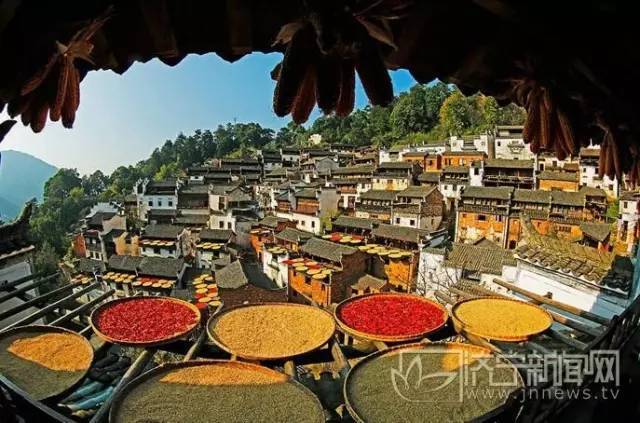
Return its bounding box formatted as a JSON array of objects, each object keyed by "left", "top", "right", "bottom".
[
  {"left": 417, "top": 243, "right": 516, "bottom": 296},
  {"left": 135, "top": 178, "right": 180, "bottom": 222},
  {"left": 274, "top": 187, "right": 339, "bottom": 235},
  {"left": 493, "top": 126, "right": 536, "bottom": 160},
  {"left": 449, "top": 134, "right": 491, "bottom": 156},
  {"left": 496, "top": 238, "right": 636, "bottom": 319},
  {"left": 139, "top": 224, "right": 190, "bottom": 258},
  {"left": 618, "top": 191, "right": 640, "bottom": 255},
  {"left": 579, "top": 147, "right": 619, "bottom": 198}
]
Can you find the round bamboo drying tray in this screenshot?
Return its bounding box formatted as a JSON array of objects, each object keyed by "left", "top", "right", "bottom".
[
  {"left": 0, "top": 325, "right": 94, "bottom": 401},
  {"left": 109, "top": 360, "right": 325, "bottom": 423},
  {"left": 451, "top": 296, "right": 553, "bottom": 342},
  {"left": 90, "top": 297, "right": 201, "bottom": 347},
  {"left": 344, "top": 342, "right": 523, "bottom": 423},
  {"left": 334, "top": 292, "right": 448, "bottom": 343},
  {"left": 207, "top": 303, "right": 335, "bottom": 361}
]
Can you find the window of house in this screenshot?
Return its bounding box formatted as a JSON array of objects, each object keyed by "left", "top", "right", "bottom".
[
  {"left": 609, "top": 184, "right": 613, "bottom": 190},
  {"left": 148, "top": 200, "right": 153, "bottom": 207},
  {"left": 227, "top": 222, "right": 232, "bottom": 229},
  {"left": 473, "top": 168, "right": 479, "bottom": 175},
  {"left": 557, "top": 225, "right": 571, "bottom": 233},
  {"left": 168, "top": 200, "right": 173, "bottom": 207},
  {"left": 311, "top": 221, "right": 316, "bottom": 228},
  {"left": 395, "top": 217, "right": 400, "bottom": 224},
  {"left": 154, "top": 247, "right": 160, "bottom": 254},
  {"left": 410, "top": 219, "right": 415, "bottom": 226},
  {"left": 478, "top": 215, "right": 487, "bottom": 221},
  {"left": 582, "top": 167, "right": 587, "bottom": 172},
  {"left": 219, "top": 221, "right": 224, "bottom": 228}
]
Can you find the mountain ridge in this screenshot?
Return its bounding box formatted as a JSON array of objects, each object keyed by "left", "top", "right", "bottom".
[{"left": 0, "top": 150, "right": 57, "bottom": 220}]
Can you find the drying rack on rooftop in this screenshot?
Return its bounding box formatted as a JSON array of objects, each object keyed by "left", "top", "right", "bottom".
[
  {"left": 2, "top": 269, "right": 640, "bottom": 422},
  {"left": 0, "top": 272, "right": 368, "bottom": 422},
  {"left": 434, "top": 278, "right": 640, "bottom": 422}
]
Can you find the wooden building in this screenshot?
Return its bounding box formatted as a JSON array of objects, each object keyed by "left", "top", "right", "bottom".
[
  {"left": 288, "top": 238, "right": 367, "bottom": 306},
  {"left": 482, "top": 159, "right": 535, "bottom": 189},
  {"left": 441, "top": 150, "right": 486, "bottom": 167},
  {"left": 537, "top": 170, "right": 579, "bottom": 192}
]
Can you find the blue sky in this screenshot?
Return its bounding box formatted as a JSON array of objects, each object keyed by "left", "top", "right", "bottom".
[{"left": 0, "top": 53, "right": 417, "bottom": 175}]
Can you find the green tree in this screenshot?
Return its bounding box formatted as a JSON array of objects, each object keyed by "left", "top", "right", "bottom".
[
  {"left": 44, "top": 169, "right": 82, "bottom": 200},
  {"left": 154, "top": 162, "right": 182, "bottom": 181},
  {"left": 33, "top": 242, "right": 60, "bottom": 274}
]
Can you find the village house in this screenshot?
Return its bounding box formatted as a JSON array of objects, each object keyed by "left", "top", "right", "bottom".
[
  {"left": 536, "top": 151, "right": 578, "bottom": 172},
  {"left": 329, "top": 164, "right": 375, "bottom": 210},
  {"left": 275, "top": 187, "right": 339, "bottom": 235},
  {"left": 273, "top": 227, "right": 314, "bottom": 253},
  {"left": 537, "top": 170, "right": 579, "bottom": 192},
  {"left": 481, "top": 159, "right": 535, "bottom": 189},
  {"left": 392, "top": 186, "right": 444, "bottom": 231},
  {"left": 249, "top": 215, "right": 296, "bottom": 258},
  {"left": 439, "top": 166, "right": 470, "bottom": 210},
  {"left": 107, "top": 254, "right": 187, "bottom": 295},
  {"left": 449, "top": 134, "right": 492, "bottom": 156},
  {"left": 138, "top": 224, "right": 190, "bottom": 258},
  {"left": 259, "top": 150, "right": 283, "bottom": 172},
  {"left": 456, "top": 186, "right": 513, "bottom": 247},
  {"left": 441, "top": 150, "right": 486, "bottom": 167},
  {"left": 352, "top": 151, "right": 378, "bottom": 166},
  {"left": 417, "top": 242, "right": 517, "bottom": 296},
  {"left": 457, "top": 186, "right": 611, "bottom": 250},
  {"left": 331, "top": 215, "right": 378, "bottom": 238},
  {"left": 579, "top": 147, "right": 619, "bottom": 198},
  {"left": 368, "top": 224, "right": 439, "bottom": 292},
  {"left": 417, "top": 172, "right": 440, "bottom": 186},
  {"left": 280, "top": 147, "right": 301, "bottom": 166},
  {"left": 73, "top": 206, "right": 128, "bottom": 262},
  {"left": 176, "top": 183, "right": 210, "bottom": 229},
  {"left": 208, "top": 182, "right": 259, "bottom": 242},
  {"left": 618, "top": 191, "right": 640, "bottom": 255},
  {"left": 300, "top": 156, "right": 338, "bottom": 182},
  {"left": 580, "top": 186, "right": 608, "bottom": 221},
  {"left": 264, "top": 167, "right": 298, "bottom": 184},
  {"left": 194, "top": 228, "right": 234, "bottom": 269},
  {"left": 372, "top": 162, "right": 420, "bottom": 191},
  {"left": 288, "top": 237, "right": 367, "bottom": 306},
  {"left": 215, "top": 259, "right": 285, "bottom": 304},
  {"left": 354, "top": 190, "right": 398, "bottom": 222},
  {"left": 499, "top": 233, "right": 635, "bottom": 319},
  {"left": 378, "top": 145, "right": 403, "bottom": 163},
  {"left": 401, "top": 151, "right": 441, "bottom": 173},
  {"left": 329, "top": 179, "right": 372, "bottom": 210},
  {"left": 493, "top": 126, "right": 535, "bottom": 160},
  {"left": 134, "top": 178, "right": 179, "bottom": 223}
]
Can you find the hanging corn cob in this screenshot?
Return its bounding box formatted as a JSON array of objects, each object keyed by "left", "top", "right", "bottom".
[
  {"left": 272, "top": 1, "right": 409, "bottom": 123},
  {"left": 7, "top": 8, "right": 112, "bottom": 133}
]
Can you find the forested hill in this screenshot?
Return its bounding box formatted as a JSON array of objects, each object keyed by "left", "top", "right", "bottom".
[{"left": 90, "top": 83, "right": 524, "bottom": 201}]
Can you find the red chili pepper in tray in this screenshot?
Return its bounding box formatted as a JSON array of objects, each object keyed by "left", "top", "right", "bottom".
[
  {"left": 339, "top": 296, "right": 444, "bottom": 337},
  {"left": 95, "top": 298, "right": 198, "bottom": 342}
]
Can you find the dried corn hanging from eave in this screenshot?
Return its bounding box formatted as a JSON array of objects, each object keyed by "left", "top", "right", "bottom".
[
  {"left": 517, "top": 78, "right": 640, "bottom": 186},
  {"left": 6, "top": 7, "right": 112, "bottom": 133},
  {"left": 271, "top": 2, "right": 400, "bottom": 124}
]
